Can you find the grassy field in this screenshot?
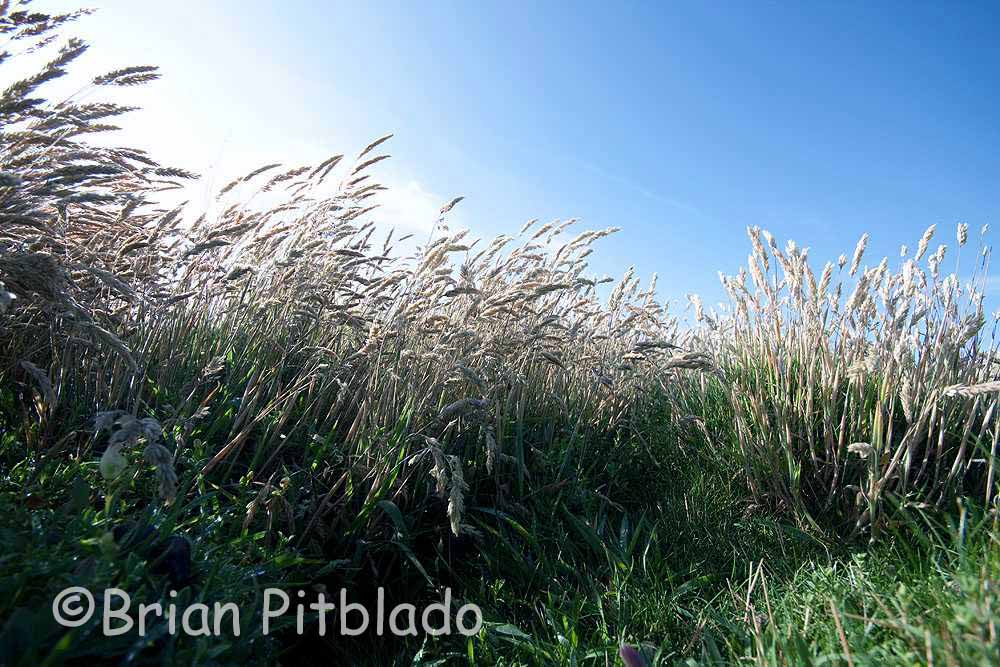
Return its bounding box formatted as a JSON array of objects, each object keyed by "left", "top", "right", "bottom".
[{"left": 1, "top": 5, "right": 998, "bottom": 666}]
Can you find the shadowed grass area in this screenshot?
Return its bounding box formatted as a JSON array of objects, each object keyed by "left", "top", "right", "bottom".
[{"left": 3, "top": 376, "right": 996, "bottom": 665}]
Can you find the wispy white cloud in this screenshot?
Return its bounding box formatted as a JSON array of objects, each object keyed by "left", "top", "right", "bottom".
[
  {"left": 370, "top": 179, "right": 442, "bottom": 239},
  {"left": 575, "top": 158, "right": 712, "bottom": 221}
]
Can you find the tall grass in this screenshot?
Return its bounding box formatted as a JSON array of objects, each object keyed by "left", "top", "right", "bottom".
[
  {"left": 692, "top": 226, "right": 998, "bottom": 537},
  {"left": 1, "top": 3, "right": 998, "bottom": 664}
]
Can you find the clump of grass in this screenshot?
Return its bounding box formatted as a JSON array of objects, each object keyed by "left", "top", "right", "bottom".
[
  {"left": 692, "top": 225, "right": 998, "bottom": 537},
  {"left": 0, "top": 2, "right": 194, "bottom": 373}
]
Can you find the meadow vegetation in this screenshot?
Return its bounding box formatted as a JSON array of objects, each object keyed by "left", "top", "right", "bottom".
[{"left": 0, "top": 4, "right": 997, "bottom": 665}]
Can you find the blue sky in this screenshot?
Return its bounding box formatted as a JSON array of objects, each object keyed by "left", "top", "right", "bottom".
[{"left": 44, "top": 0, "right": 999, "bottom": 310}]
